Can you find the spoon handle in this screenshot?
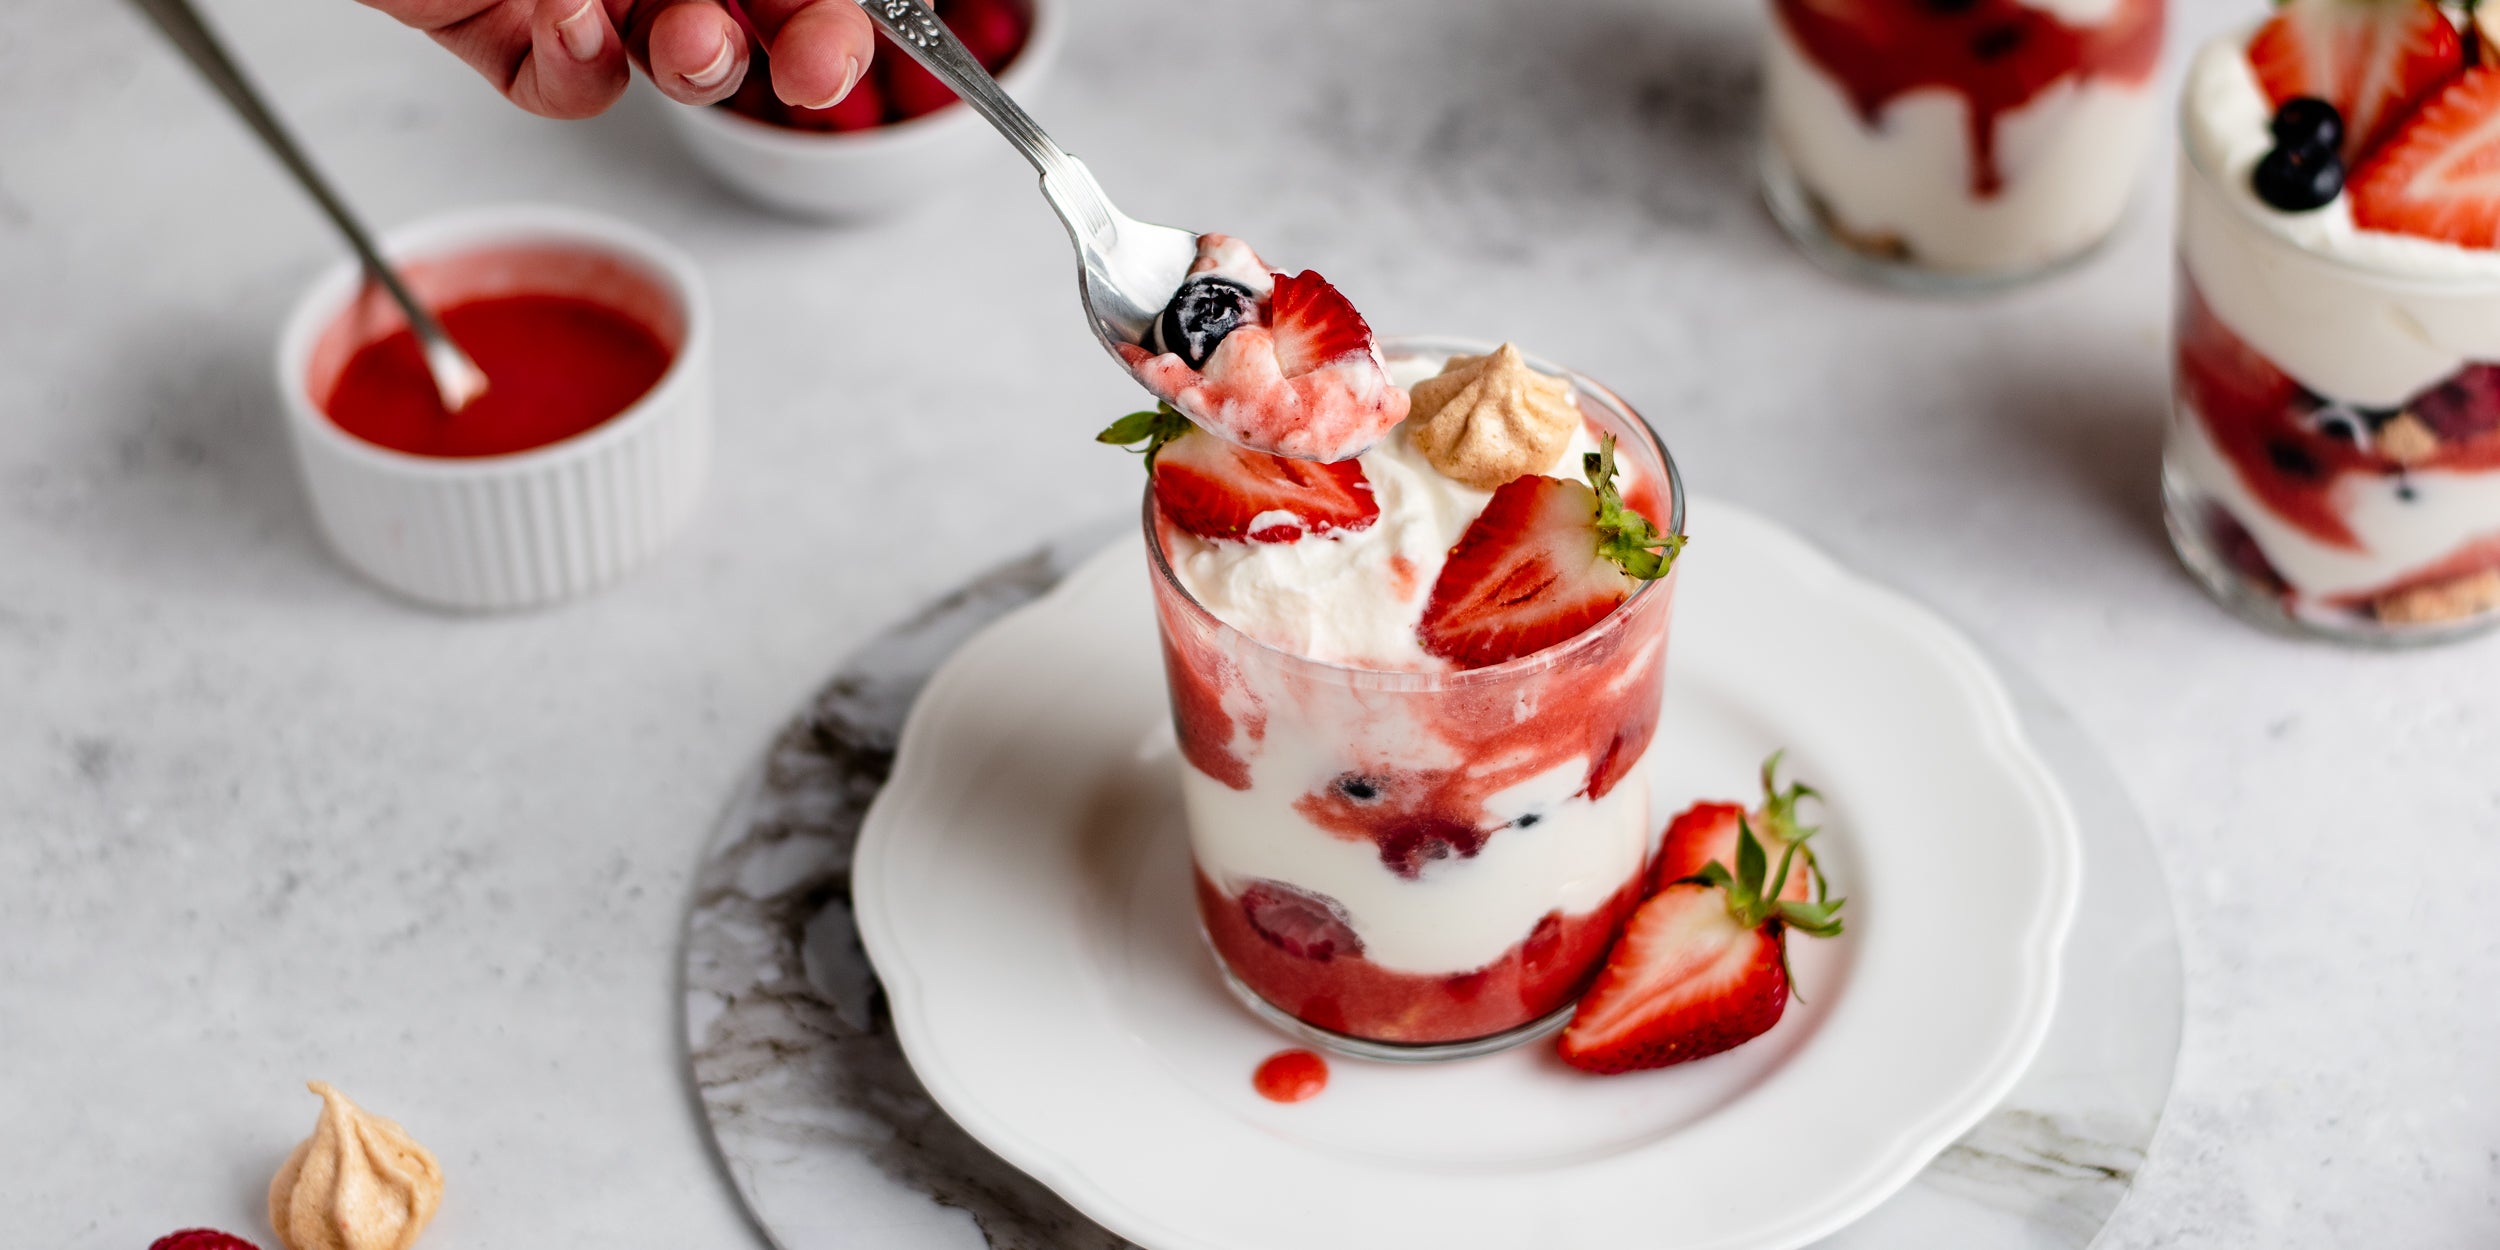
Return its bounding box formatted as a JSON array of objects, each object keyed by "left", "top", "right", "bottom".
[
  {"left": 850, "top": 0, "right": 1117, "bottom": 243},
  {"left": 127, "top": 0, "right": 485, "bottom": 406}
]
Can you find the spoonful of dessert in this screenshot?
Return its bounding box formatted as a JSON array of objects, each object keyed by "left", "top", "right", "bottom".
[
  {"left": 849, "top": 0, "right": 1406, "bottom": 462},
  {"left": 130, "top": 0, "right": 490, "bottom": 414}
]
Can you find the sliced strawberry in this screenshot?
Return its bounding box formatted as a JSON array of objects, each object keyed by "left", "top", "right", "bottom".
[
  {"left": 1267, "top": 271, "right": 1375, "bottom": 378},
  {"left": 1147, "top": 421, "right": 1377, "bottom": 543},
  {"left": 2350, "top": 69, "right": 2500, "bottom": 246},
  {"left": 1557, "top": 882, "right": 1788, "bottom": 1073},
  {"left": 2247, "top": 0, "right": 2461, "bottom": 164},
  {"left": 1239, "top": 879, "right": 1363, "bottom": 961},
  {"left": 1560, "top": 821, "right": 1844, "bottom": 1075},
  {"left": 1418, "top": 437, "right": 1681, "bottom": 669},
  {"left": 1650, "top": 755, "right": 1826, "bottom": 902}
]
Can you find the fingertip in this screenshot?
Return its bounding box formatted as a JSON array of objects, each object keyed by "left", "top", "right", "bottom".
[
  {"left": 551, "top": 0, "right": 610, "bottom": 64},
  {"left": 769, "top": 1, "right": 876, "bottom": 108},
  {"left": 649, "top": 3, "right": 747, "bottom": 104},
  {"left": 507, "top": 1, "right": 630, "bottom": 119}
]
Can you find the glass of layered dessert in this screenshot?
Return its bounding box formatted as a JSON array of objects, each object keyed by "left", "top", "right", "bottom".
[
  {"left": 1760, "top": 0, "right": 2166, "bottom": 290},
  {"left": 1101, "top": 240, "right": 1685, "bottom": 1058},
  {"left": 2168, "top": 0, "right": 2500, "bottom": 643}
]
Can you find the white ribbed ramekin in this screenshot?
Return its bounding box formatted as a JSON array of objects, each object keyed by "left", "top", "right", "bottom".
[{"left": 275, "top": 205, "right": 711, "bottom": 611}]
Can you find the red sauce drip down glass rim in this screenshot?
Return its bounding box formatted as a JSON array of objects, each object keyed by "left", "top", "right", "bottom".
[{"left": 300, "top": 240, "right": 688, "bottom": 461}]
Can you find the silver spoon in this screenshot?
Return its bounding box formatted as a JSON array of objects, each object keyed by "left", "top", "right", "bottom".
[
  {"left": 130, "top": 0, "right": 490, "bottom": 413},
  {"left": 851, "top": 0, "right": 1198, "bottom": 361}
]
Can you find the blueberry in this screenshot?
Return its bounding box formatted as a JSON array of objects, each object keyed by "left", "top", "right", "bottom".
[
  {"left": 2253, "top": 144, "right": 2344, "bottom": 213},
  {"left": 2270, "top": 96, "right": 2344, "bottom": 157},
  {"left": 1151, "top": 276, "right": 1258, "bottom": 369},
  {"left": 2266, "top": 437, "right": 2323, "bottom": 481}
]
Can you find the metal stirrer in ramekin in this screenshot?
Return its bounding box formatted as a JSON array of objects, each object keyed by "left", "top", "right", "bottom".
[{"left": 128, "top": 0, "right": 491, "bottom": 414}]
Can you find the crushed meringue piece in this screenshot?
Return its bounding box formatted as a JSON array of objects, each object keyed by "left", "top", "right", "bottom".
[
  {"left": 268, "top": 1082, "right": 442, "bottom": 1250},
  {"left": 2377, "top": 411, "right": 2439, "bottom": 466},
  {"left": 1405, "top": 343, "right": 1581, "bottom": 489},
  {"left": 2374, "top": 568, "right": 2500, "bottom": 624}
]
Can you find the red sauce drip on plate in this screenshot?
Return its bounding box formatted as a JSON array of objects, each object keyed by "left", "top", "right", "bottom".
[
  {"left": 1252, "top": 1049, "right": 1329, "bottom": 1103},
  {"left": 1772, "top": 0, "right": 2164, "bottom": 196},
  {"left": 324, "top": 293, "right": 672, "bottom": 458}
]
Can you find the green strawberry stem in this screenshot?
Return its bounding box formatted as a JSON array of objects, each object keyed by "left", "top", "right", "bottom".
[
  {"left": 1754, "top": 750, "right": 1832, "bottom": 904},
  {"left": 1692, "top": 816, "right": 1845, "bottom": 996},
  {"left": 1583, "top": 434, "right": 1686, "bottom": 580},
  {"left": 1694, "top": 820, "right": 1846, "bottom": 939},
  {"left": 1096, "top": 403, "right": 1194, "bottom": 470}
]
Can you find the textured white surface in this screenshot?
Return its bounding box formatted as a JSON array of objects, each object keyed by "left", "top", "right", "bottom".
[{"left": 2, "top": 1, "right": 2496, "bottom": 1249}]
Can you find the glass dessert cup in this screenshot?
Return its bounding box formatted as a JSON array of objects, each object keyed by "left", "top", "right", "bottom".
[
  {"left": 2167, "top": 106, "right": 2500, "bottom": 647},
  {"left": 1758, "top": 0, "right": 2165, "bottom": 294},
  {"left": 1144, "top": 337, "right": 1686, "bottom": 1062}
]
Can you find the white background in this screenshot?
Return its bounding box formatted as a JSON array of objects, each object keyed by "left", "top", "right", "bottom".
[{"left": 4, "top": 0, "right": 2495, "bottom": 1245}]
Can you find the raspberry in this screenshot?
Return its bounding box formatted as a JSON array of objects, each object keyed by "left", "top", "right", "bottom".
[{"left": 150, "top": 1231, "right": 262, "bottom": 1250}]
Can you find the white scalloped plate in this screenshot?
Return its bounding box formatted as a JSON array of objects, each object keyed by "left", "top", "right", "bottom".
[{"left": 853, "top": 496, "right": 2080, "bottom": 1250}]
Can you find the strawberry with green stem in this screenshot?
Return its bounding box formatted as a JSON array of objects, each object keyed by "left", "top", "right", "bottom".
[
  {"left": 1417, "top": 434, "right": 1684, "bottom": 668},
  {"left": 1099, "top": 403, "right": 1379, "bottom": 543},
  {"left": 1650, "top": 751, "right": 1830, "bottom": 902},
  {"left": 1560, "top": 791, "right": 1843, "bottom": 1075}
]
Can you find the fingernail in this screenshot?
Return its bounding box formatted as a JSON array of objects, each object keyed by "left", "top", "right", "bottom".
[
  {"left": 799, "top": 56, "right": 861, "bottom": 110},
  {"left": 555, "top": 0, "right": 602, "bottom": 62},
  {"left": 683, "top": 32, "right": 736, "bottom": 89}
]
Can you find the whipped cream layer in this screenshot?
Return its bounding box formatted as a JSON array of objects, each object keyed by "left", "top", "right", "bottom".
[
  {"left": 1766, "top": 20, "right": 2157, "bottom": 273},
  {"left": 2180, "top": 36, "right": 2500, "bottom": 406},
  {"left": 1163, "top": 354, "right": 1602, "bottom": 670}
]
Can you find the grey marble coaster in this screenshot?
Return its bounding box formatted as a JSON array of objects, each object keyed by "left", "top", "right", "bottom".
[{"left": 680, "top": 523, "right": 2183, "bottom": 1250}]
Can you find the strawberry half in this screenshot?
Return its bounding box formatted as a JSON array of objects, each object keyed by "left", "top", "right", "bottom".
[
  {"left": 1098, "top": 405, "right": 1379, "bottom": 542},
  {"left": 2349, "top": 69, "right": 2500, "bottom": 246},
  {"left": 1417, "top": 436, "right": 1682, "bottom": 669},
  {"left": 2247, "top": 0, "right": 2461, "bottom": 164},
  {"left": 1559, "top": 821, "right": 1844, "bottom": 1074},
  {"left": 1650, "top": 753, "right": 1826, "bottom": 902},
  {"left": 1267, "top": 271, "right": 1375, "bottom": 378}
]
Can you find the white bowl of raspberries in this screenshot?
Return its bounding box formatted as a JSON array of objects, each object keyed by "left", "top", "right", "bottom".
[{"left": 661, "top": 0, "right": 1063, "bottom": 220}]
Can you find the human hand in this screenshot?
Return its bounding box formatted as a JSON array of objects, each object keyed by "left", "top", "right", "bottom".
[{"left": 364, "top": 0, "right": 876, "bottom": 119}]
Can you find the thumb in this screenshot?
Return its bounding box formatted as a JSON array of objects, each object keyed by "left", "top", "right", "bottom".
[{"left": 508, "top": 0, "right": 630, "bottom": 118}]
